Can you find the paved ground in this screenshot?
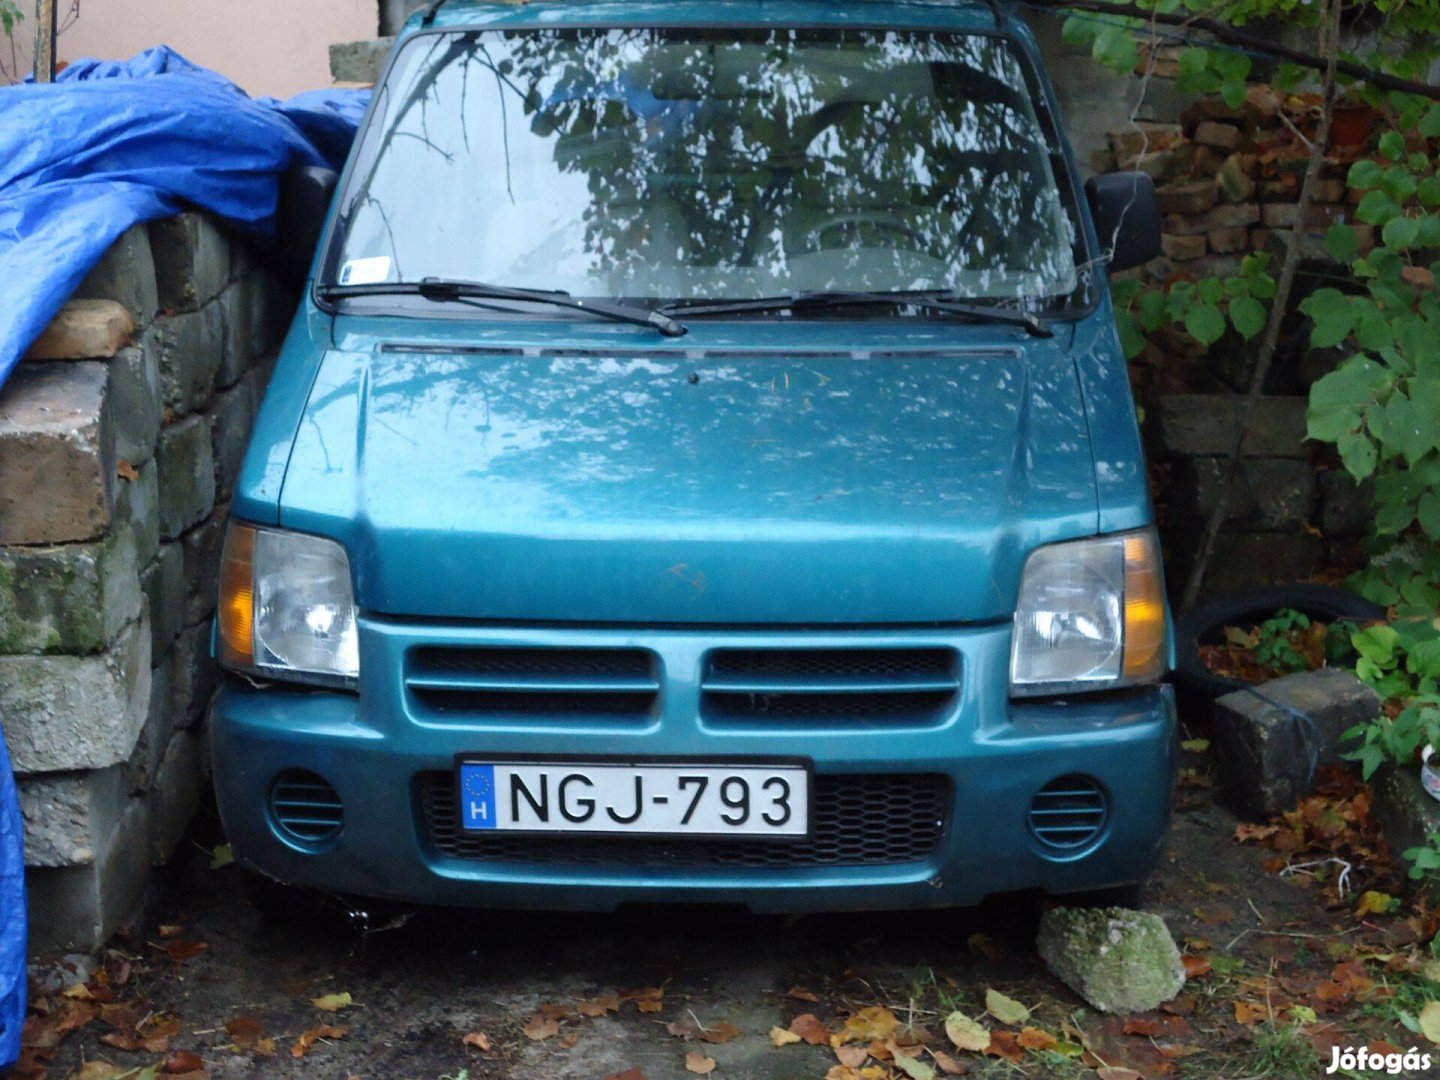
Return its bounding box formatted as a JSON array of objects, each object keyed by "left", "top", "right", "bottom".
[{"left": 22, "top": 740, "right": 1439, "bottom": 1080}]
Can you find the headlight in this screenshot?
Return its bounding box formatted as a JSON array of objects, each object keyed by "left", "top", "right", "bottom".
[
  {"left": 1010, "top": 528, "right": 1167, "bottom": 697},
  {"left": 218, "top": 523, "right": 359, "bottom": 689}
]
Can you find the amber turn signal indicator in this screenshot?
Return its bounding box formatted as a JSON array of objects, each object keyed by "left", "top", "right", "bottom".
[
  {"left": 218, "top": 523, "right": 256, "bottom": 668},
  {"left": 1122, "top": 531, "right": 1167, "bottom": 680}
]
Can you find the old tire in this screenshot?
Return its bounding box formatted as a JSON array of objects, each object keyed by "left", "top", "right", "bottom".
[{"left": 1173, "top": 584, "right": 1386, "bottom": 714}]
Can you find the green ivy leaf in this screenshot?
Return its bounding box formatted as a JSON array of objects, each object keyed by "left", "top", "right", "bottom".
[
  {"left": 1354, "top": 624, "right": 1401, "bottom": 667},
  {"left": 1339, "top": 430, "right": 1380, "bottom": 480},
  {"left": 1383, "top": 216, "right": 1420, "bottom": 250},
  {"left": 1229, "top": 295, "right": 1266, "bottom": 340},
  {"left": 1184, "top": 303, "right": 1226, "bottom": 346},
  {"left": 1419, "top": 492, "right": 1440, "bottom": 541},
  {"left": 1117, "top": 311, "right": 1146, "bottom": 359},
  {"left": 1379, "top": 130, "right": 1407, "bottom": 161},
  {"left": 1221, "top": 78, "right": 1247, "bottom": 109},
  {"left": 1418, "top": 177, "right": 1440, "bottom": 208},
  {"left": 1093, "top": 27, "right": 1139, "bottom": 72},
  {"left": 1356, "top": 190, "right": 1401, "bottom": 226},
  {"left": 1137, "top": 289, "right": 1168, "bottom": 333},
  {"left": 1348, "top": 159, "right": 1384, "bottom": 190},
  {"left": 1309, "top": 299, "right": 1357, "bottom": 348},
  {"left": 1326, "top": 223, "right": 1360, "bottom": 264},
  {"left": 1419, "top": 102, "right": 1440, "bottom": 139}
]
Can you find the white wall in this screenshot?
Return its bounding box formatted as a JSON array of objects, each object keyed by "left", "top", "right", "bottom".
[{"left": 4, "top": 0, "right": 378, "bottom": 97}]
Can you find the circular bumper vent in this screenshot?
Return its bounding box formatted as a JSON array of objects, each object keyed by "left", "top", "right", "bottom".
[
  {"left": 270, "top": 769, "right": 344, "bottom": 845},
  {"left": 1028, "top": 775, "right": 1108, "bottom": 853}
]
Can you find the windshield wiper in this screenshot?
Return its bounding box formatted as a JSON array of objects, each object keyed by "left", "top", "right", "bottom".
[
  {"left": 660, "top": 289, "right": 1052, "bottom": 337},
  {"left": 317, "top": 277, "right": 688, "bottom": 338}
]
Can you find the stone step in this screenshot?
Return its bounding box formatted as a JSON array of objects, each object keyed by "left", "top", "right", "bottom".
[{"left": 0, "top": 523, "right": 142, "bottom": 655}]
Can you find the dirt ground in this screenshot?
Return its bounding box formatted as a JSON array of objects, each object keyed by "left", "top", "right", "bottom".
[{"left": 20, "top": 737, "right": 1440, "bottom": 1080}]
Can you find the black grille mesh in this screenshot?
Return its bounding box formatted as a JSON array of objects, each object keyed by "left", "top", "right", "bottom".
[{"left": 417, "top": 772, "right": 950, "bottom": 868}]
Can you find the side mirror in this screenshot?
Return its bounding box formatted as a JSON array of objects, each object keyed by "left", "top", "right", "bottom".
[
  {"left": 276, "top": 165, "right": 340, "bottom": 282},
  {"left": 1085, "top": 172, "right": 1162, "bottom": 272}
]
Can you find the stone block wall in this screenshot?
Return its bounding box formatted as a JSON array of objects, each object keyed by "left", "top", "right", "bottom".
[
  {"left": 0, "top": 216, "right": 293, "bottom": 952},
  {"left": 1147, "top": 394, "right": 1368, "bottom": 598}
]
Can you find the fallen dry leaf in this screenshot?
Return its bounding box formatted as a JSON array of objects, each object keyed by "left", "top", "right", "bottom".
[
  {"left": 983, "top": 989, "right": 1029, "bottom": 1026},
  {"left": 825, "top": 1067, "right": 863, "bottom": 1080},
  {"left": 943, "top": 1012, "right": 989, "bottom": 1053},
  {"left": 524, "top": 1014, "right": 561, "bottom": 1041},
  {"left": 685, "top": 1052, "right": 717, "bottom": 1075},
  {"left": 623, "top": 987, "right": 665, "bottom": 1013},
  {"left": 311, "top": 992, "right": 353, "bottom": 1012},
  {"left": 291, "top": 1024, "right": 349, "bottom": 1059},
  {"left": 984, "top": 1030, "right": 1024, "bottom": 1064},
  {"left": 790, "top": 1013, "right": 830, "bottom": 1045},
  {"left": 462, "top": 1031, "right": 492, "bottom": 1051},
  {"left": 841, "top": 1006, "right": 900, "bottom": 1043},
  {"left": 1097, "top": 1069, "right": 1144, "bottom": 1080},
  {"left": 699, "top": 1020, "right": 741, "bottom": 1045},
  {"left": 1420, "top": 1001, "right": 1440, "bottom": 1044},
  {"left": 834, "top": 1044, "right": 868, "bottom": 1067},
  {"left": 893, "top": 1052, "right": 936, "bottom": 1080},
  {"left": 223, "top": 1016, "right": 275, "bottom": 1057},
  {"left": 1181, "top": 955, "right": 1212, "bottom": 979},
  {"left": 163, "top": 1051, "right": 204, "bottom": 1074},
  {"left": 161, "top": 940, "right": 208, "bottom": 962},
  {"left": 930, "top": 1049, "right": 968, "bottom": 1075},
  {"left": 788, "top": 986, "right": 819, "bottom": 1002},
  {"left": 604, "top": 1070, "right": 648, "bottom": 1080},
  {"left": 578, "top": 992, "right": 621, "bottom": 1017},
  {"left": 770, "top": 1025, "right": 802, "bottom": 1047},
  {"left": 1017, "top": 1027, "right": 1057, "bottom": 1051}
]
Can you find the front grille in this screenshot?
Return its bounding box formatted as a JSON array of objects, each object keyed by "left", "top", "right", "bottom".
[
  {"left": 1028, "top": 775, "right": 1108, "bottom": 852},
  {"left": 270, "top": 770, "right": 344, "bottom": 845},
  {"left": 417, "top": 772, "right": 950, "bottom": 868},
  {"left": 700, "top": 647, "right": 959, "bottom": 726},
  {"left": 406, "top": 646, "right": 659, "bottom": 720}
]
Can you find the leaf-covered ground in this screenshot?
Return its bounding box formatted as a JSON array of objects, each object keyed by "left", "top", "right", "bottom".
[{"left": 20, "top": 745, "right": 1440, "bottom": 1080}]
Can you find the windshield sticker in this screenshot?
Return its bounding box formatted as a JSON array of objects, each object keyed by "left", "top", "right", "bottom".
[{"left": 338, "top": 256, "right": 392, "bottom": 286}]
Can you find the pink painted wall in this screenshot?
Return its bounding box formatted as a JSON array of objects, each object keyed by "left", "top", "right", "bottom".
[{"left": 9, "top": 0, "right": 377, "bottom": 96}]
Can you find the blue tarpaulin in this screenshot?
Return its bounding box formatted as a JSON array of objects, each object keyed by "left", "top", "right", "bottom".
[
  {"left": 0, "top": 46, "right": 370, "bottom": 391},
  {"left": 0, "top": 48, "right": 369, "bottom": 1070}
]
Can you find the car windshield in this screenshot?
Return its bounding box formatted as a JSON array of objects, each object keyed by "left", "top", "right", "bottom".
[{"left": 329, "top": 27, "right": 1081, "bottom": 307}]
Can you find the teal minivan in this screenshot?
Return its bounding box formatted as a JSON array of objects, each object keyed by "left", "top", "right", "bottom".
[{"left": 212, "top": 0, "right": 1176, "bottom": 914}]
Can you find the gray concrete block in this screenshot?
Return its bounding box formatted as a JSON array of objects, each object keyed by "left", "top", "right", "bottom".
[
  {"left": 169, "top": 619, "right": 219, "bottom": 730},
  {"left": 210, "top": 379, "right": 256, "bottom": 502},
  {"left": 1320, "top": 470, "right": 1375, "bottom": 539},
  {"left": 149, "top": 729, "right": 202, "bottom": 862},
  {"left": 0, "top": 523, "right": 142, "bottom": 655},
  {"left": 142, "top": 541, "right": 186, "bottom": 657},
  {"left": 247, "top": 273, "right": 294, "bottom": 358},
  {"left": 1153, "top": 394, "right": 1310, "bottom": 459},
  {"left": 0, "top": 361, "right": 115, "bottom": 545},
  {"left": 329, "top": 37, "right": 395, "bottom": 83},
  {"left": 181, "top": 510, "right": 227, "bottom": 626},
  {"left": 1194, "top": 531, "right": 1325, "bottom": 598},
  {"left": 107, "top": 341, "right": 163, "bottom": 467},
  {"left": 1374, "top": 767, "right": 1440, "bottom": 901},
  {"left": 156, "top": 415, "right": 216, "bottom": 540},
  {"left": 18, "top": 765, "right": 128, "bottom": 867},
  {"left": 25, "top": 790, "right": 152, "bottom": 953},
  {"left": 1169, "top": 457, "right": 1316, "bottom": 531},
  {"left": 1213, "top": 668, "right": 1381, "bottom": 819},
  {"left": 73, "top": 224, "right": 159, "bottom": 329},
  {"left": 153, "top": 302, "right": 225, "bottom": 417},
  {"left": 149, "top": 213, "right": 231, "bottom": 313},
  {"left": 0, "top": 616, "right": 151, "bottom": 775},
  {"left": 116, "top": 458, "right": 160, "bottom": 567},
  {"left": 217, "top": 278, "right": 253, "bottom": 389}
]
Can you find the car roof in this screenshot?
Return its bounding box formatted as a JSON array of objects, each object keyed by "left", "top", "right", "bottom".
[{"left": 402, "top": 0, "right": 1005, "bottom": 37}]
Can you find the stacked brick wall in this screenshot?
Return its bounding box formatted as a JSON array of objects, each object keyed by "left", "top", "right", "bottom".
[{"left": 0, "top": 216, "right": 294, "bottom": 952}]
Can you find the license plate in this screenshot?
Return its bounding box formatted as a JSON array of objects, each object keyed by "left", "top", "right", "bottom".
[{"left": 456, "top": 761, "right": 809, "bottom": 837}]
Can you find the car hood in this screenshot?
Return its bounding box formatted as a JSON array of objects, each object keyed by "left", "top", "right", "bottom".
[{"left": 278, "top": 320, "right": 1099, "bottom": 623}]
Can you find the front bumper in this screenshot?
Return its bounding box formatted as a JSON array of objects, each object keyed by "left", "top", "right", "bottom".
[{"left": 211, "top": 619, "right": 1177, "bottom": 912}]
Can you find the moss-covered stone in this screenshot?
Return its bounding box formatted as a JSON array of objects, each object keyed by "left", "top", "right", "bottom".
[
  {"left": 0, "top": 525, "right": 141, "bottom": 654},
  {"left": 1037, "top": 906, "right": 1186, "bottom": 1014}
]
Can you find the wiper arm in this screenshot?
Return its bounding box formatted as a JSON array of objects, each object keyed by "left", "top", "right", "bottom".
[
  {"left": 661, "top": 289, "right": 1052, "bottom": 337},
  {"left": 317, "top": 277, "right": 688, "bottom": 338}
]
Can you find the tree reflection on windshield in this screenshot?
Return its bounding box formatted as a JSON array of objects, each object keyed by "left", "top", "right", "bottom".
[{"left": 337, "top": 27, "right": 1080, "bottom": 304}]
